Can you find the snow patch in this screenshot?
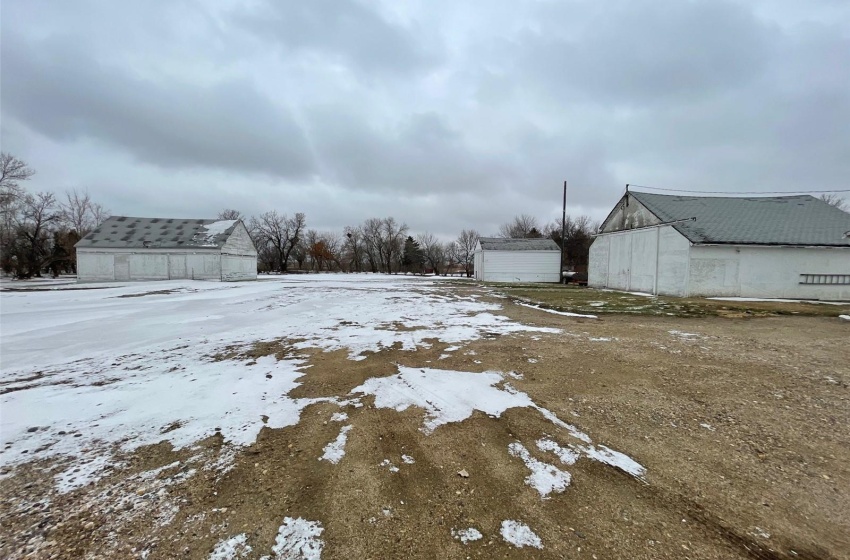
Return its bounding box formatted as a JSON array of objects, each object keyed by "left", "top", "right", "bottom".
[
  {"left": 195, "top": 220, "right": 237, "bottom": 246},
  {"left": 516, "top": 302, "right": 597, "bottom": 319},
  {"left": 209, "top": 534, "right": 252, "bottom": 559},
  {"left": 401, "top": 454, "right": 415, "bottom": 464},
  {"left": 380, "top": 459, "right": 399, "bottom": 473},
  {"left": 320, "top": 426, "right": 352, "bottom": 464},
  {"left": 329, "top": 412, "right": 348, "bottom": 422},
  {"left": 452, "top": 527, "right": 483, "bottom": 544},
  {"left": 668, "top": 330, "right": 701, "bottom": 338},
  {"left": 500, "top": 520, "right": 542, "bottom": 549},
  {"left": 508, "top": 442, "right": 571, "bottom": 497},
  {"left": 268, "top": 517, "right": 324, "bottom": 560},
  {"left": 536, "top": 438, "right": 578, "bottom": 465},
  {"left": 839, "top": 315, "right": 850, "bottom": 321},
  {"left": 54, "top": 454, "right": 115, "bottom": 494},
  {"left": 577, "top": 444, "right": 646, "bottom": 479},
  {"left": 352, "top": 367, "right": 536, "bottom": 434}
]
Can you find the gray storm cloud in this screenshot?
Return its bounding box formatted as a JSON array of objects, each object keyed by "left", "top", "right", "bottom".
[{"left": 1, "top": 0, "right": 848, "bottom": 234}]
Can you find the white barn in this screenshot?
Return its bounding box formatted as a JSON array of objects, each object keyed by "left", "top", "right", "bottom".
[
  {"left": 76, "top": 216, "right": 258, "bottom": 282},
  {"left": 474, "top": 237, "right": 561, "bottom": 283},
  {"left": 589, "top": 191, "right": 850, "bottom": 300}
]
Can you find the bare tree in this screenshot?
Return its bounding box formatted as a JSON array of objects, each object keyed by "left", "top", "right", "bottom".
[
  {"left": 217, "top": 209, "right": 242, "bottom": 220},
  {"left": 0, "top": 154, "right": 35, "bottom": 270},
  {"left": 498, "top": 214, "right": 542, "bottom": 238},
  {"left": 444, "top": 241, "right": 459, "bottom": 275},
  {"left": 90, "top": 203, "right": 110, "bottom": 227},
  {"left": 343, "top": 226, "right": 364, "bottom": 272},
  {"left": 249, "top": 211, "right": 306, "bottom": 272},
  {"left": 544, "top": 215, "right": 599, "bottom": 270},
  {"left": 417, "top": 232, "right": 446, "bottom": 275},
  {"left": 455, "top": 229, "right": 479, "bottom": 277},
  {"left": 60, "top": 189, "right": 95, "bottom": 236},
  {"left": 16, "top": 192, "right": 59, "bottom": 277},
  {"left": 820, "top": 194, "right": 848, "bottom": 212},
  {"left": 0, "top": 152, "right": 35, "bottom": 201},
  {"left": 307, "top": 231, "right": 342, "bottom": 272},
  {"left": 381, "top": 217, "right": 408, "bottom": 273},
  {"left": 361, "top": 218, "right": 384, "bottom": 272}
]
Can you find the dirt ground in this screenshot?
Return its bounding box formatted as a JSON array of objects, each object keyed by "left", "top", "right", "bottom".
[{"left": 2, "top": 287, "right": 848, "bottom": 559}]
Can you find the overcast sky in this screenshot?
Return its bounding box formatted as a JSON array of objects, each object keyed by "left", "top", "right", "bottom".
[{"left": 2, "top": 0, "right": 849, "bottom": 238}]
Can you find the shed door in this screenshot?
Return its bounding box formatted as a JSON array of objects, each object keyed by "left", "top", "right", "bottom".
[
  {"left": 114, "top": 254, "right": 130, "bottom": 281},
  {"left": 169, "top": 254, "right": 187, "bottom": 279}
]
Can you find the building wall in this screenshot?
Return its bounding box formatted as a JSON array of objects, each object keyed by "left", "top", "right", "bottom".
[
  {"left": 477, "top": 251, "right": 560, "bottom": 282},
  {"left": 78, "top": 249, "right": 224, "bottom": 281},
  {"left": 588, "top": 235, "right": 610, "bottom": 287},
  {"left": 688, "top": 245, "right": 850, "bottom": 300},
  {"left": 77, "top": 253, "right": 116, "bottom": 281},
  {"left": 600, "top": 194, "right": 661, "bottom": 233},
  {"left": 186, "top": 253, "right": 222, "bottom": 280},
  {"left": 221, "top": 222, "right": 258, "bottom": 257},
  {"left": 588, "top": 226, "right": 690, "bottom": 295},
  {"left": 473, "top": 251, "right": 483, "bottom": 280},
  {"left": 128, "top": 254, "right": 169, "bottom": 280},
  {"left": 656, "top": 228, "right": 691, "bottom": 296},
  {"left": 222, "top": 255, "right": 257, "bottom": 281}
]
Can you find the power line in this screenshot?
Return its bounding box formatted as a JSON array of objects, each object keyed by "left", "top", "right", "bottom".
[{"left": 627, "top": 184, "right": 850, "bottom": 195}]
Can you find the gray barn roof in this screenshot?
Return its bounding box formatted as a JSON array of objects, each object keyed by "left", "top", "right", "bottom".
[
  {"left": 630, "top": 192, "right": 850, "bottom": 246},
  {"left": 76, "top": 216, "right": 241, "bottom": 250},
  {"left": 479, "top": 237, "right": 559, "bottom": 251}
]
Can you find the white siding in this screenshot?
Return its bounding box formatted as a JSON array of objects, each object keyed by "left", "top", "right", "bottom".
[
  {"left": 589, "top": 226, "right": 690, "bottom": 295},
  {"left": 477, "top": 250, "right": 560, "bottom": 282},
  {"left": 588, "top": 236, "right": 610, "bottom": 287},
  {"left": 221, "top": 222, "right": 258, "bottom": 257},
  {"left": 689, "top": 245, "right": 850, "bottom": 300},
  {"left": 77, "top": 253, "right": 115, "bottom": 281},
  {"left": 186, "top": 253, "right": 221, "bottom": 280},
  {"left": 78, "top": 249, "right": 235, "bottom": 282},
  {"left": 656, "top": 228, "right": 690, "bottom": 296},
  {"left": 128, "top": 254, "right": 169, "bottom": 280},
  {"left": 222, "top": 255, "right": 257, "bottom": 281},
  {"left": 169, "top": 254, "right": 187, "bottom": 278}
]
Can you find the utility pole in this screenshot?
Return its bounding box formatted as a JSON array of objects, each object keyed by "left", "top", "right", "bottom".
[{"left": 560, "top": 180, "right": 567, "bottom": 283}]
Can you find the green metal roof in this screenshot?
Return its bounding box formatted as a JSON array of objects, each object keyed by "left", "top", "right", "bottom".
[{"left": 630, "top": 192, "right": 850, "bottom": 246}]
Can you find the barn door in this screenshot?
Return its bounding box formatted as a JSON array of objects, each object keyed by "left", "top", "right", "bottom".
[{"left": 114, "top": 255, "right": 130, "bottom": 281}]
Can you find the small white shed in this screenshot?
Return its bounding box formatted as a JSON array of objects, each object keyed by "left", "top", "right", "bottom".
[
  {"left": 474, "top": 237, "right": 561, "bottom": 283},
  {"left": 76, "top": 216, "right": 258, "bottom": 282},
  {"left": 590, "top": 192, "right": 850, "bottom": 299}
]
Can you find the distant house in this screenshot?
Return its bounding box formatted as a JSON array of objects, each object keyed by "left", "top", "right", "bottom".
[
  {"left": 474, "top": 237, "right": 561, "bottom": 283},
  {"left": 590, "top": 192, "right": 850, "bottom": 299},
  {"left": 75, "top": 216, "right": 257, "bottom": 282}
]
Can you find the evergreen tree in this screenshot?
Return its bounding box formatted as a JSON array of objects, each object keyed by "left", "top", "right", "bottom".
[{"left": 401, "top": 236, "right": 424, "bottom": 274}]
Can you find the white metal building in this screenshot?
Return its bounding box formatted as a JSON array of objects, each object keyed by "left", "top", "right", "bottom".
[
  {"left": 474, "top": 237, "right": 561, "bottom": 282},
  {"left": 76, "top": 216, "right": 257, "bottom": 282},
  {"left": 589, "top": 191, "right": 850, "bottom": 300}
]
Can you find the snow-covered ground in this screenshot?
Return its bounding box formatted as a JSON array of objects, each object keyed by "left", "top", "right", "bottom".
[
  {"left": 0, "top": 273, "right": 645, "bottom": 547},
  {"left": 0, "top": 275, "right": 564, "bottom": 484}
]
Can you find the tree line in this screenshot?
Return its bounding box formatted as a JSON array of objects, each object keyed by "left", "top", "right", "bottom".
[
  {"left": 242, "top": 208, "right": 480, "bottom": 276},
  {"left": 0, "top": 153, "right": 110, "bottom": 278},
  {"left": 0, "top": 151, "right": 596, "bottom": 279},
  {"left": 242, "top": 209, "right": 598, "bottom": 276},
  {"left": 12, "top": 151, "right": 842, "bottom": 279}
]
